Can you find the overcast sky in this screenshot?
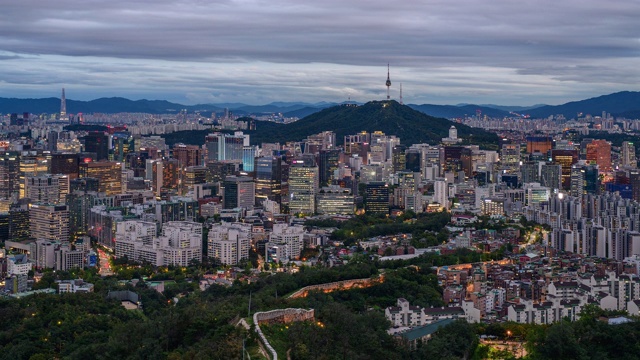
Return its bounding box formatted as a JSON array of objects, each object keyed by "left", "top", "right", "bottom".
[{"left": 1, "top": 0, "right": 639, "bottom": 105}]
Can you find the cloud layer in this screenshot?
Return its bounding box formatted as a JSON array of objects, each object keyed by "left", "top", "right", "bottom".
[{"left": 1, "top": 0, "right": 639, "bottom": 105}]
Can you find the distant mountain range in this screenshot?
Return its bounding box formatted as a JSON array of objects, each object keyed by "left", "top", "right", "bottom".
[
  {"left": 2, "top": 91, "right": 640, "bottom": 119},
  {"left": 162, "top": 100, "right": 500, "bottom": 149}
]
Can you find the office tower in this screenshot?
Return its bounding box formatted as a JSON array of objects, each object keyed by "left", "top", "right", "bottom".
[
  {"left": 540, "top": 163, "right": 562, "bottom": 191},
  {"left": 48, "top": 131, "right": 59, "bottom": 152},
  {"left": 365, "top": 181, "right": 390, "bottom": 214},
  {"left": 25, "top": 174, "right": 69, "bottom": 205},
  {"left": 586, "top": 140, "right": 612, "bottom": 172},
  {"left": 318, "top": 149, "right": 340, "bottom": 186},
  {"left": 50, "top": 153, "right": 80, "bottom": 179},
  {"left": 622, "top": 141, "right": 637, "bottom": 168},
  {"left": 83, "top": 132, "right": 109, "bottom": 161},
  {"left": 8, "top": 205, "right": 30, "bottom": 241},
  {"left": 526, "top": 136, "right": 552, "bottom": 154},
  {"left": 206, "top": 160, "right": 239, "bottom": 183},
  {"left": 79, "top": 161, "right": 122, "bottom": 195},
  {"left": 392, "top": 145, "right": 407, "bottom": 172},
  {"left": 521, "top": 161, "right": 540, "bottom": 184},
  {"left": 500, "top": 143, "right": 520, "bottom": 167},
  {"left": 184, "top": 166, "right": 208, "bottom": 193},
  {"left": 208, "top": 222, "right": 251, "bottom": 265},
  {"left": 112, "top": 134, "right": 133, "bottom": 162},
  {"left": 255, "top": 156, "right": 282, "bottom": 205},
  {"left": 69, "top": 177, "right": 100, "bottom": 193},
  {"left": 19, "top": 154, "right": 49, "bottom": 199},
  {"left": 524, "top": 183, "right": 551, "bottom": 206},
  {"left": 223, "top": 176, "right": 255, "bottom": 209},
  {"left": 0, "top": 152, "right": 20, "bottom": 200},
  {"left": 304, "top": 131, "right": 336, "bottom": 154},
  {"left": 30, "top": 204, "right": 69, "bottom": 242},
  {"left": 66, "top": 191, "right": 96, "bottom": 236},
  {"left": 172, "top": 144, "right": 202, "bottom": 168},
  {"left": 316, "top": 186, "right": 354, "bottom": 215},
  {"left": 579, "top": 138, "right": 594, "bottom": 160},
  {"left": 242, "top": 146, "right": 257, "bottom": 172},
  {"left": 205, "top": 132, "right": 248, "bottom": 161},
  {"left": 405, "top": 149, "right": 422, "bottom": 173},
  {"left": 60, "top": 88, "right": 67, "bottom": 120},
  {"left": 570, "top": 164, "right": 599, "bottom": 197},
  {"left": 288, "top": 159, "right": 319, "bottom": 214},
  {"left": 151, "top": 158, "right": 179, "bottom": 195},
  {"left": 551, "top": 149, "right": 578, "bottom": 190},
  {"left": 440, "top": 147, "right": 472, "bottom": 179}
]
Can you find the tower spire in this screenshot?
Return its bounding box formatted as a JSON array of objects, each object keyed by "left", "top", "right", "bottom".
[
  {"left": 60, "top": 88, "right": 67, "bottom": 120},
  {"left": 385, "top": 64, "right": 391, "bottom": 100},
  {"left": 399, "top": 83, "right": 403, "bottom": 105}
]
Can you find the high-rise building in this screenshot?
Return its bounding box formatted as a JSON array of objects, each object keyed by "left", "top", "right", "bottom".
[
  {"left": 288, "top": 159, "right": 319, "bottom": 214},
  {"left": 254, "top": 156, "right": 282, "bottom": 205},
  {"left": 586, "top": 140, "right": 612, "bottom": 173},
  {"left": 241, "top": 146, "right": 256, "bottom": 172},
  {"left": 622, "top": 141, "right": 637, "bottom": 168},
  {"left": 151, "top": 158, "right": 180, "bottom": 195},
  {"left": 526, "top": 136, "right": 552, "bottom": 155},
  {"left": 318, "top": 149, "right": 340, "bottom": 186},
  {"left": 0, "top": 152, "right": 20, "bottom": 200},
  {"left": 540, "top": 163, "right": 562, "bottom": 191},
  {"left": 79, "top": 161, "right": 123, "bottom": 195},
  {"left": 9, "top": 205, "right": 30, "bottom": 241},
  {"left": 172, "top": 144, "right": 202, "bottom": 168},
  {"left": 570, "top": 164, "right": 599, "bottom": 197},
  {"left": 551, "top": 149, "right": 578, "bottom": 190},
  {"left": 48, "top": 131, "right": 59, "bottom": 152},
  {"left": 50, "top": 153, "right": 80, "bottom": 179},
  {"left": 25, "top": 174, "right": 69, "bottom": 204},
  {"left": 60, "top": 88, "right": 67, "bottom": 120},
  {"left": 500, "top": 143, "right": 521, "bottom": 167},
  {"left": 223, "top": 176, "right": 255, "bottom": 209},
  {"left": 365, "top": 181, "right": 390, "bottom": 214},
  {"left": 208, "top": 222, "right": 251, "bottom": 265},
  {"left": 30, "top": 204, "right": 69, "bottom": 242},
  {"left": 392, "top": 145, "right": 407, "bottom": 172},
  {"left": 205, "top": 132, "right": 248, "bottom": 161},
  {"left": 184, "top": 166, "right": 208, "bottom": 194},
  {"left": 19, "top": 154, "right": 49, "bottom": 199},
  {"left": 316, "top": 186, "right": 354, "bottom": 215},
  {"left": 520, "top": 161, "right": 540, "bottom": 184},
  {"left": 83, "top": 132, "right": 109, "bottom": 161}
]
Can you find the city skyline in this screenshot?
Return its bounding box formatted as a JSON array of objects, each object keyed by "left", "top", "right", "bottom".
[{"left": 1, "top": 1, "right": 639, "bottom": 105}]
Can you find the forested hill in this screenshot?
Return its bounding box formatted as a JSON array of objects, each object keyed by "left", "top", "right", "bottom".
[{"left": 163, "top": 100, "right": 500, "bottom": 149}]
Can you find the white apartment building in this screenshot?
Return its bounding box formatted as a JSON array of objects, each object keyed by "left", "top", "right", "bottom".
[
  {"left": 115, "top": 220, "right": 202, "bottom": 267},
  {"left": 208, "top": 222, "right": 251, "bottom": 265},
  {"left": 266, "top": 223, "right": 304, "bottom": 262}
]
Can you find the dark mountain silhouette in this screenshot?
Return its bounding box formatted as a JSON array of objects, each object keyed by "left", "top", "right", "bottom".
[
  {"left": 526, "top": 91, "right": 640, "bottom": 118},
  {"left": 407, "top": 104, "right": 511, "bottom": 118},
  {"left": 162, "top": 100, "right": 499, "bottom": 149}
]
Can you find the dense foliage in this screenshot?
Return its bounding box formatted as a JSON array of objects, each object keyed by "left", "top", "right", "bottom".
[{"left": 160, "top": 101, "right": 499, "bottom": 148}]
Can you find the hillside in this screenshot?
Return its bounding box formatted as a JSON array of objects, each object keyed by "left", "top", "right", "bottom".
[
  {"left": 527, "top": 91, "right": 640, "bottom": 118},
  {"left": 408, "top": 103, "right": 511, "bottom": 118},
  {"left": 162, "top": 100, "right": 499, "bottom": 149}
]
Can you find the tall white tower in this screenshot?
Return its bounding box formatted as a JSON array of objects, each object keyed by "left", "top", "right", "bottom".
[{"left": 385, "top": 64, "right": 391, "bottom": 100}]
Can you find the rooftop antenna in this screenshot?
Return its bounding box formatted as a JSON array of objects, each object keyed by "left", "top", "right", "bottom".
[{"left": 385, "top": 64, "right": 392, "bottom": 100}]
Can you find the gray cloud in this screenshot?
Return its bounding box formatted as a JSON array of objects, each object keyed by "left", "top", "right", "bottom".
[{"left": 0, "top": 0, "right": 639, "bottom": 105}]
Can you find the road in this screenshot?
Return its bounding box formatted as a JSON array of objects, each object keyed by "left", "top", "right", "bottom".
[{"left": 97, "top": 248, "right": 114, "bottom": 276}]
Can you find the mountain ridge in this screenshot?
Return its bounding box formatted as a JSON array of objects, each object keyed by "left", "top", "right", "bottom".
[{"left": 2, "top": 91, "right": 640, "bottom": 119}]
